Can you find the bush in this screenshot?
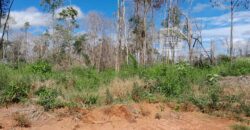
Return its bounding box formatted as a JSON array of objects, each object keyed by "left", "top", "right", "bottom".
[
  {"left": 36, "top": 88, "right": 62, "bottom": 111},
  {"left": 221, "top": 60, "right": 250, "bottom": 76},
  {"left": 131, "top": 83, "right": 144, "bottom": 102},
  {"left": 31, "top": 60, "right": 52, "bottom": 74},
  {"left": 217, "top": 55, "right": 231, "bottom": 63},
  {"left": 0, "top": 77, "right": 31, "bottom": 104},
  {"left": 84, "top": 94, "right": 98, "bottom": 106}
]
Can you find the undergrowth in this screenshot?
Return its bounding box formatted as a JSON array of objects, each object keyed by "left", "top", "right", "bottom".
[{"left": 0, "top": 57, "right": 249, "bottom": 117}]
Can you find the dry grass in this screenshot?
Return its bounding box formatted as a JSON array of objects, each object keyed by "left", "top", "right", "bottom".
[
  {"left": 99, "top": 77, "right": 145, "bottom": 100},
  {"left": 13, "top": 112, "right": 31, "bottom": 128}
]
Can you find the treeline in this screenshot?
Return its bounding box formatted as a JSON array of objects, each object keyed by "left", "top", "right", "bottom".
[{"left": 0, "top": 0, "right": 249, "bottom": 71}]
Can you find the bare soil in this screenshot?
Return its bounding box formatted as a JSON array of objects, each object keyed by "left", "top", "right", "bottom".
[{"left": 0, "top": 103, "right": 239, "bottom": 130}]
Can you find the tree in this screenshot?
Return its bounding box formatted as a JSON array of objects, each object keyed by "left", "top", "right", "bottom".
[
  {"left": 40, "top": 0, "right": 64, "bottom": 16},
  {"left": 210, "top": 0, "right": 250, "bottom": 59},
  {"left": 130, "top": 0, "right": 164, "bottom": 65},
  {"left": 56, "top": 6, "right": 78, "bottom": 65},
  {"left": 0, "top": 0, "right": 14, "bottom": 59},
  {"left": 23, "top": 22, "right": 30, "bottom": 45},
  {"left": 116, "top": 0, "right": 126, "bottom": 72},
  {"left": 40, "top": 0, "right": 64, "bottom": 48}
]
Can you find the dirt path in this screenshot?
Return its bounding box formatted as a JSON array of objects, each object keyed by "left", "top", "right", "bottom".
[{"left": 0, "top": 103, "right": 240, "bottom": 130}]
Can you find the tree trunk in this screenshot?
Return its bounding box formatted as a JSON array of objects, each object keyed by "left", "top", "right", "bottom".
[
  {"left": 0, "top": 0, "right": 14, "bottom": 59},
  {"left": 230, "top": 1, "right": 234, "bottom": 60}
]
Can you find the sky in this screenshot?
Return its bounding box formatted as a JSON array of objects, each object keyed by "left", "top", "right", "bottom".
[{"left": 8, "top": 0, "right": 250, "bottom": 54}]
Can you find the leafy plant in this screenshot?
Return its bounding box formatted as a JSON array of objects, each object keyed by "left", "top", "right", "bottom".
[
  {"left": 31, "top": 60, "right": 52, "bottom": 74},
  {"left": 0, "top": 77, "right": 30, "bottom": 104},
  {"left": 36, "top": 88, "right": 62, "bottom": 111}
]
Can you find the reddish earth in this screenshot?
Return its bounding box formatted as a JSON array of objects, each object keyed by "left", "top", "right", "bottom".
[{"left": 0, "top": 103, "right": 241, "bottom": 130}]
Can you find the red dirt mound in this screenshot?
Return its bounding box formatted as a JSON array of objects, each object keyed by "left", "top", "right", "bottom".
[{"left": 0, "top": 103, "right": 243, "bottom": 130}]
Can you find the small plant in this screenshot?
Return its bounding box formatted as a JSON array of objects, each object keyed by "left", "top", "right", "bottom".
[
  {"left": 84, "top": 94, "right": 98, "bottom": 106},
  {"left": 0, "top": 77, "right": 30, "bottom": 104},
  {"left": 36, "top": 88, "right": 62, "bottom": 111},
  {"left": 105, "top": 88, "right": 113, "bottom": 105},
  {"left": 31, "top": 60, "right": 52, "bottom": 74},
  {"left": 13, "top": 113, "right": 31, "bottom": 128}
]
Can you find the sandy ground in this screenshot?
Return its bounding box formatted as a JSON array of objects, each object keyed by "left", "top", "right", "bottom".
[{"left": 0, "top": 103, "right": 238, "bottom": 130}]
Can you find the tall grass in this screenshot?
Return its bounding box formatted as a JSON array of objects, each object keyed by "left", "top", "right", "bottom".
[{"left": 0, "top": 58, "right": 249, "bottom": 112}]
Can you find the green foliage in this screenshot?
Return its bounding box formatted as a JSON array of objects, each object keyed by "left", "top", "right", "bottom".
[
  {"left": 231, "top": 124, "right": 250, "bottom": 130},
  {"left": 31, "top": 60, "right": 52, "bottom": 74},
  {"left": 131, "top": 83, "right": 144, "bottom": 102},
  {"left": 221, "top": 60, "right": 250, "bottom": 76},
  {"left": 150, "top": 64, "right": 191, "bottom": 98},
  {"left": 217, "top": 55, "right": 231, "bottom": 63},
  {"left": 0, "top": 64, "right": 10, "bottom": 90},
  {"left": 128, "top": 54, "right": 138, "bottom": 69},
  {"left": 0, "top": 77, "right": 31, "bottom": 104},
  {"left": 36, "top": 88, "right": 63, "bottom": 111},
  {"left": 83, "top": 94, "right": 98, "bottom": 106},
  {"left": 40, "top": 0, "right": 64, "bottom": 13}
]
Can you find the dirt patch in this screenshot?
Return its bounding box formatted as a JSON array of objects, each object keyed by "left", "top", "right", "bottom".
[{"left": 0, "top": 103, "right": 242, "bottom": 130}]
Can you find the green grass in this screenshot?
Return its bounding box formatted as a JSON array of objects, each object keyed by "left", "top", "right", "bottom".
[
  {"left": 231, "top": 124, "right": 250, "bottom": 130},
  {"left": 0, "top": 58, "right": 249, "bottom": 113}
]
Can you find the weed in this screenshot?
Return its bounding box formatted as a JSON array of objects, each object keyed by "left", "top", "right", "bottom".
[
  {"left": 84, "top": 94, "right": 98, "bottom": 106},
  {"left": 31, "top": 60, "right": 52, "bottom": 74},
  {"left": 36, "top": 87, "right": 63, "bottom": 111},
  {"left": 0, "top": 77, "right": 31, "bottom": 104}
]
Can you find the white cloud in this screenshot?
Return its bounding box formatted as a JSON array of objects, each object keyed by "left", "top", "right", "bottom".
[
  {"left": 9, "top": 5, "right": 84, "bottom": 30},
  {"left": 10, "top": 7, "right": 51, "bottom": 29},
  {"left": 193, "top": 3, "right": 210, "bottom": 13},
  {"left": 197, "top": 11, "right": 250, "bottom": 27}
]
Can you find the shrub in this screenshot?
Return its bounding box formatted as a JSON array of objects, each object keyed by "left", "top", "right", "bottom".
[
  {"left": 131, "top": 83, "right": 144, "bottom": 102},
  {"left": 84, "top": 94, "right": 98, "bottom": 106},
  {"left": 221, "top": 60, "right": 250, "bottom": 76},
  {"left": 217, "top": 55, "right": 231, "bottom": 63},
  {"left": 0, "top": 77, "right": 31, "bottom": 104},
  {"left": 31, "top": 60, "right": 52, "bottom": 74},
  {"left": 36, "top": 88, "right": 62, "bottom": 111}
]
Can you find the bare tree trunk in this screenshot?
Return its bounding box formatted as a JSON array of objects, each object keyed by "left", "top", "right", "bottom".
[
  {"left": 116, "top": 0, "right": 121, "bottom": 72},
  {"left": 0, "top": 0, "right": 14, "bottom": 59},
  {"left": 230, "top": 1, "right": 234, "bottom": 60}
]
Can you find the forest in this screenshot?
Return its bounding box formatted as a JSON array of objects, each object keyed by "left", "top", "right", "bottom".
[{"left": 0, "top": 0, "right": 250, "bottom": 129}]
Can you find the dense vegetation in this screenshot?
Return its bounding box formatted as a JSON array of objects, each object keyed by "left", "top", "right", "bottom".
[{"left": 0, "top": 57, "right": 250, "bottom": 121}]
